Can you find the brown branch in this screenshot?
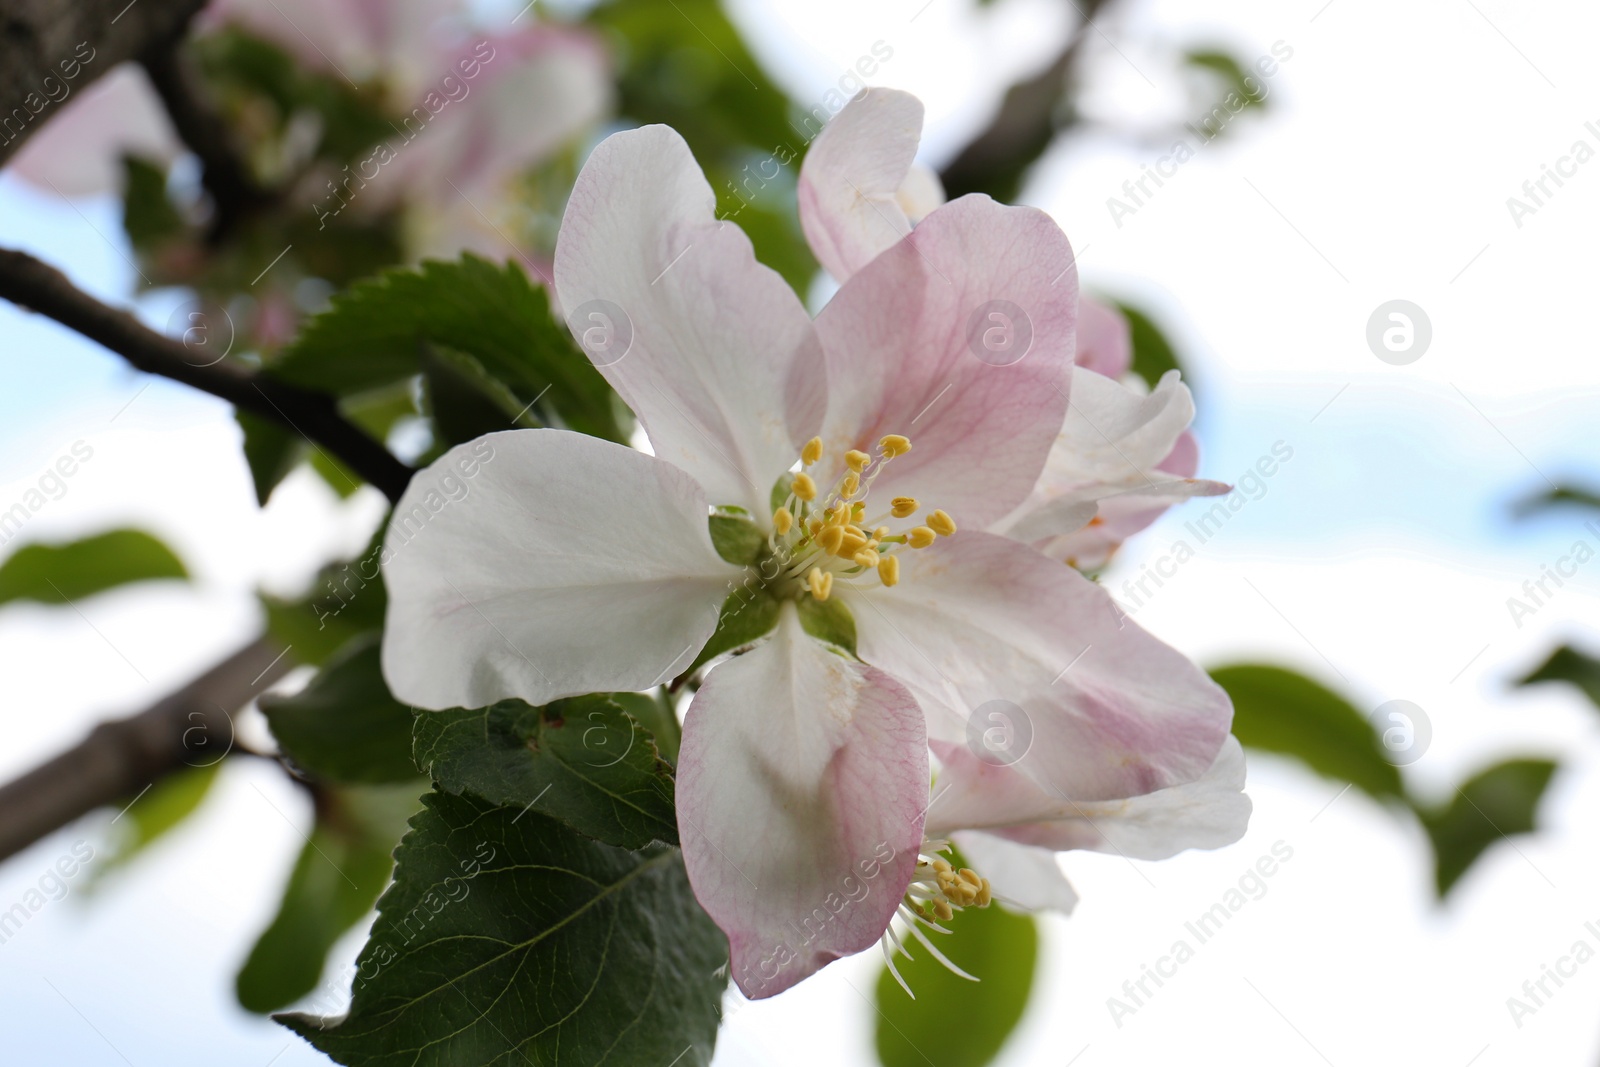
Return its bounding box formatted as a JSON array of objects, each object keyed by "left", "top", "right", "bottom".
[
  {"left": 140, "top": 42, "right": 275, "bottom": 242},
  {"left": 0, "top": 636, "right": 293, "bottom": 864},
  {"left": 939, "top": 0, "right": 1118, "bottom": 202},
  {"left": 0, "top": 247, "right": 414, "bottom": 503},
  {"left": 0, "top": 0, "right": 206, "bottom": 168}
]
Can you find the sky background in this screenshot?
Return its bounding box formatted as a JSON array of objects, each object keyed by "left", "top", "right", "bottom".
[{"left": 1, "top": 0, "right": 1598, "bottom": 1064}]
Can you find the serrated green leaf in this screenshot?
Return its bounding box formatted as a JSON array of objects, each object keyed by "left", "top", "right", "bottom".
[
  {"left": 1114, "top": 302, "right": 1185, "bottom": 390},
  {"left": 261, "top": 636, "right": 418, "bottom": 784},
  {"left": 237, "top": 410, "right": 301, "bottom": 505},
  {"left": 272, "top": 255, "right": 626, "bottom": 443},
  {"left": 421, "top": 341, "right": 536, "bottom": 448},
  {"left": 609, "top": 690, "right": 681, "bottom": 765},
  {"left": 874, "top": 887, "right": 1038, "bottom": 1067},
  {"left": 797, "top": 594, "right": 857, "bottom": 655},
  {"left": 0, "top": 529, "right": 188, "bottom": 607},
  {"left": 237, "top": 783, "right": 422, "bottom": 1013},
  {"left": 1420, "top": 759, "right": 1557, "bottom": 897},
  {"left": 413, "top": 694, "right": 677, "bottom": 850},
  {"left": 1516, "top": 645, "right": 1600, "bottom": 709},
  {"left": 276, "top": 793, "right": 728, "bottom": 1066},
  {"left": 1211, "top": 664, "right": 1402, "bottom": 801},
  {"left": 688, "top": 588, "right": 782, "bottom": 673},
  {"left": 709, "top": 513, "right": 766, "bottom": 565}
]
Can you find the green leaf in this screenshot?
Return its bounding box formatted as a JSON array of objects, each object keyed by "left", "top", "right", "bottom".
[
  {"left": 688, "top": 588, "right": 783, "bottom": 673},
  {"left": 1516, "top": 645, "right": 1600, "bottom": 709},
  {"left": 92, "top": 764, "right": 220, "bottom": 884},
  {"left": 709, "top": 513, "right": 766, "bottom": 565},
  {"left": 237, "top": 783, "right": 422, "bottom": 1013},
  {"left": 797, "top": 595, "right": 857, "bottom": 656},
  {"left": 1114, "top": 302, "right": 1185, "bottom": 390},
  {"left": 1512, "top": 483, "right": 1600, "bottom": 517},
  {"left": 0, "top": 529, "right": 188, "bottom": 607},
  {"left": 1211, "top": 664, "right": 1402, "bottom": 801},
  {"left": 261, "top": 636, "right": 418, "bottom": 784},
  {"left": 121, "top": 155, "right": 185, "bottom": 250},
  {"left": 421, "top": 341, "right": 536, "bottom": 448},
  {"left": 412, "top": 694, "right": 678, "bottom": 850},
  {"left": 237, "top": 410, "right": 301, "bottom": 505},
  {"left": 261, "top": 534, "right": 386, "bottom": 666},
  {"left": 272, "top": 255, "right": 626, "bottom": 443},
  {"left": 276, "top": 793, "right": 728, "bottom": 1066},
  {"left": 874, "top": 894, "right": 1038, "bottom": 1067},
  {"left": 1419, "top": 759, "right": 1557, "bottom": 897},
  {"left": 609, "top": 690, "right": 681, "bottom": 765}
]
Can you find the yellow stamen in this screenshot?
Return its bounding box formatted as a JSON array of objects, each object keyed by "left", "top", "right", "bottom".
[
  {"left": 907, "top": 526, "right": 937, "bottom": 549},
  {"left": 851, "top": 502, "right": 866, "bottom": 520},
  {"left": 841, "top": 471, "right": 860, "bottom": 498},
  {"left": 773, "top": 507, "right": 793, "bottom": 535},
  {"left": 880, "top": 434, "right": 912, "bottom": 457},
  {"left": 877, "top": 555, "right": 900, "bottom": 587},
  {"left": 793, "top": 473, "right": 817, "bottom": 501},
  {"left": 928, "top": 509, "right": 957, "bottom": 537},
  {"left": 807, "top": 567, "right": 833, "bottom": 601},
  {"left": 816, "top": 525, "right": 846, "bottom": 556},
  {"left": 836, "top": 531, "right": 868, "bottom": 558},
  {"left": 890, "top": 496, "right": 918, "bottom": 518},
  {"left": 806, "top": 517, "right": 823, "bottom": 537},
  {"left": 853, "top": 548, "right": 880, "bottom": 568},
  {"left": 801, "top": 436, "right": 824, "bottom": 466},
  {"left": 845, "top": 449, "right": 871, "bottom": 472},
  {"left": 873, "top": 526, "right": 890, "bottom": 539},
  {"left": 934, "top": 900, "right": 954, "bottom": 921}
]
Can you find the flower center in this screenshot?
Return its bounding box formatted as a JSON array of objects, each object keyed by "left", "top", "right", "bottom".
[{"left": 767, "top": 434, "right": 957, "bottom": 602}]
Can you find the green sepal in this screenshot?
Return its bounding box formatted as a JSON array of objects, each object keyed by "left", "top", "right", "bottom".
[
  {"left": 687, "top": 588, "right": 782, "bottom": 673},
  {"left": 708, "top": 512, "right": 766, "bottom": 566},
  {"left": 797, "top": 594, "right": 857, "bottom": 655}
]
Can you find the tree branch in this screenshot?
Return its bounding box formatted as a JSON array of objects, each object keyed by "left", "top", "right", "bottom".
[
  {"left": 939, "top": 0, "right": 1117, "bottom": 202},
  {"left": 0, "top": 0, "right": 206, "bottom": 168},
  {"left": 0, "top": 247, "right": 414, "bottom": 503},
  {"left": 139, "top": 42, "right": 275, "bottom": 242},
  {"left": 0, "top": 635, "right": 293, "bottom": 864}
]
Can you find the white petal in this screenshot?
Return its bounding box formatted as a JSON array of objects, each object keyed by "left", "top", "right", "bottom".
[
  {"left": 678, "top": 607, "right": 928, "bottom": 998},
  {"left": 555, "top": 126, "right": 823, "bottom": 516},
  {"left": 931, "top": 737, "right": 1252, "bottom": 861},
  {"left": 949, "top": 832, "right": 1078, "bottom": 915},
  {"left": 381, "top": 429, "right": 736, "bottom": 709},
  {"left": 798, "top": 88, "right": 931, "bottom": 281}
]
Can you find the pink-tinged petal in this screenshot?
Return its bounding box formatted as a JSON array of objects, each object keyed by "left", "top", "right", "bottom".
[
  {"left": 381, "top": 429, "right": 737, "bottom": 710},
  {"left": 948, "top": 832, "right": 1079, "bottom": 914},
  {"left": 993, "top": 368, "right": 1225, "bottom": 565},
  {"left": 1076, "top": 297, "right": 1132, "bottom": 378},
  {"left": 798, "top": 88, "right": 932, "bottom": 282},
  {"left": 555, "top": 126, "right": 823, "bottom": 516},
  {"left": 930, "top": 737, "right": 1251, "bottom": 860},
  {"left": 851, "top": 531, "right": 1232, "bottom": 800},
  {"left": 678, "top": 607, "right": 928, "bottom": 999},
  {"left": 10, "top": 65, "right": 179, "bottom": 197},
  {"left": 813, "top": 195, "right": 1078, "bottom": 526}
]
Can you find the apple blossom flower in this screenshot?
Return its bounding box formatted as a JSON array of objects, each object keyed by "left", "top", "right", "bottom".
[
  {"left": 382, "top": 100, "right": 1237, "bottom": 1000},
  {"left": 798, "top": 88, "right": 1228, "bottom": 572}
]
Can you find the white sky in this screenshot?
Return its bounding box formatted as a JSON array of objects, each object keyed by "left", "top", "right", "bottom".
[{"left": 2, "top": 0, "right": 1599, "bottom": 1064}]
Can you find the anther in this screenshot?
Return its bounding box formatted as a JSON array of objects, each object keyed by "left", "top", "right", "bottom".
[
  {"left": 773, "top": 507, "right": 793, "bottom": 535},
  {"left": 816, "top": 526, "right": 846, "bottom": 556},
  {"left": 807, "top": 567, "right": 833, "bottom": 601},
  {"left": 841, "top": 472, "right": 860, "bottom": 498},
  {"left": 802, "top": 437, "right": 824, "bottom": 466},
  {"left": 907, "top": 527, "right": 937, "bottom": 549},
  {"left": 877, "top": 555, "right": 900, "bottom": 587},
  {"left": 928, "top": 510, "right": 957, "bottom": 537},
  {"left": 880, "top": 434, "right": 912, "bottom": 457},
  {"left": 793, "top": 473, "right": 817, "bottom": 501},
  {"left": 854, "top": 548, "right": 880, "bottom": 568},
  {"left": 890, "top": 496, "right": 918, "bottom": 518},
  {"left": 845, "top": 449, "right": 871, "bottom": 472}
]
